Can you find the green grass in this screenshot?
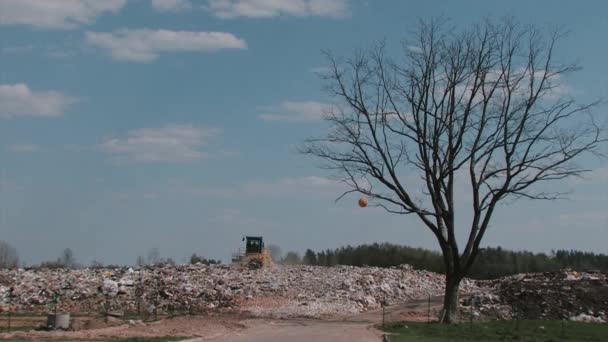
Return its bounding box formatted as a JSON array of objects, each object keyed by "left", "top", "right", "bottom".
[{"left": 382, "top": 320, "right": 608, "bottom": 341}]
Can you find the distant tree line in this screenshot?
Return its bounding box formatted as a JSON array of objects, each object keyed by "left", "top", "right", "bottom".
[
  {"left": 35, "top": 248, "right": 80, "bottom": 269},
  {"left": 189, "top": 253, "right": 221, "bottom": 265},
  {"left": 289, "top": 243, "right": 608, "bottom": 279},
  {"left": 0, "top": 240, "right": 19, "bottom": 269},
  {"left": 0, "top": 242, "right": 224, "bottom": 269}
]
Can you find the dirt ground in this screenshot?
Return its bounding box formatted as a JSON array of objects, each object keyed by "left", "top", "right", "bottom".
[
  {"left": 191, "top": 319, "right": 383, "bottom": 342},
  {"left": 0, "top": 297, "right": 444, "bottom": 341}
]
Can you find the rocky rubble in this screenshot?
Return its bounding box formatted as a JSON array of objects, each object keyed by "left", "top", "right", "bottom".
[
  {"left": 3, "top": 266, "right": 605, "bottom": 321},
  {"left": 0, "top": 264, "right": 480, "bottom": 318},
  {"left": 469, "top": 269, "right": 608, "bottom": 322}
]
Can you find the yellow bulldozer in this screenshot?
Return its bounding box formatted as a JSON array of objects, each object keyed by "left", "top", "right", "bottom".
[{"left": 231, "top": 236, "right": 272, "bottom": 268}]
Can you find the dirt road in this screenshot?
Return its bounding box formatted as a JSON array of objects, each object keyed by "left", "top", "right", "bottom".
[
  {"left": 188, "top": 319, "right": 382, "bottom": 342},
  {"left": 0, "top": 298, "right": 444, "bottom": 341},
  {"left": 185, "top": 297, "right": 443, "bottom": 341}
]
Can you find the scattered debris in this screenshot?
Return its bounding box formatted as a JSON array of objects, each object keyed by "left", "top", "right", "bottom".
[
  {"left": 570, "top": 313, "right": 606, "bottom": 323},
  {"left": 469, "top": 269, "right": 608, "bottom": 322},
  {"left": 0, "top": 264, "right": 479, "bottom": 318},
  {"left": 1, "top": 266, "right": 606, "bottom": 321}
]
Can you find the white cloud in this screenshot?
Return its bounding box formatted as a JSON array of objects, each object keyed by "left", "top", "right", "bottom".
[
  {"left": 406, "top": 45, "right": 423, "bottom": 54},
  {"left": 259, "top": 101, "right": 330, "bottom": 123},
  {"left": 6, "top": 144, "right": 41, "bottom": 152},
  {"left": 151, "top": 0, "right": 193, "bottom": 12},
  {"left": 0, "top": 0, "right": 126, "bottom": 29},
  {"left": 207, "top": 0, "right": 350, "bottom": 18},
  {"left": 86, "top": 29, "right": 247, "bottom": 62},
  {"left": 99, "top": 124, "right": 222, "bottom": 162},
  {"left": 0, "top": 83, "right": 78, "bottom": 118}
]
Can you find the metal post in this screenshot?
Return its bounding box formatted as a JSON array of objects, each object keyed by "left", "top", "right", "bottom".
[
  {"left": 513, "top": 302, "right": 519, "bottom": 332},
  {"left": 7, "top": 287, "right": 12, "bottom": 332},
  {"left": 427, "top": 294, "right": 431, "bottom": 323},
  {"left": 136, "top": 271, "right": 142, "bottom": 318},
  {"left": 469, "top": 303, "right": 473, "bottom": 332},
  {"left": 104, "top": 294, "right": 109, "bottom": 324},
  {"left": 154, "top": 277, "right": 160, "bottom": 321}
]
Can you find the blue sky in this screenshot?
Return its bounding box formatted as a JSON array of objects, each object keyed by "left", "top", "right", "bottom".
[{"left": 0, "top": 0, "right": 606, "bottom": 266}]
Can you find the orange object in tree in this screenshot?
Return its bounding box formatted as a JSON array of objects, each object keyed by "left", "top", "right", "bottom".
[{"left": 358, "top": 197, "right": 368, "bottom": 207}]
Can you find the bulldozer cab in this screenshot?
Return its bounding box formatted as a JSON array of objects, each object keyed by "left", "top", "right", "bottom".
[
  {"left": 245, "top": 236, "right": 264, "bottom": 254},
  {"left": 233, "top": 236, "right": 272, "bottom": 268}
]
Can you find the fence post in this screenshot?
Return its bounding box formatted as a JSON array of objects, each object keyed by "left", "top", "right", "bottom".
[
  {"left": 512, "top": 302, "right": 519, "bottom": 333},
  {"left": 7, "top": 287, "right": 13, "bottom": 332},
  {"left": 104, "top": 294, "right": 109, "bottom": 324},
  {"left": 137, "top": 271, "right": 143, "bottom": 317},
  {"left": 382, "top": 292, "right": 386, "bottom": 329},
  {"left": 427, "top": 294, "right": 431, "bottom": 323},
  {"left": 155, "top": 276, "right": 161, "bottom": 321},
  {"left": 469, "top": 302, "right": 473, "bottom": 332},
  {"left": 54, "top": 293, "right": 59, "bottom": 316}
]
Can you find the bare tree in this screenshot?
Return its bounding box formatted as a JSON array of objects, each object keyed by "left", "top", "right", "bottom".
[
  {"left": 136, "top": 255, "right": 145, "bottom": 267},
  {"left": 147, "top": 247, "right": 160, "bottom": 265},
  {"left": 303, "top": 18, "right": 606, "bottom": 323},
  {"left": 282, "top": 251, "right": 302, "bottom": 265},
  {"left": 0, "top": 240, "right": 19, "bottom": 269},
  {"left": 267, "top": 244, "right": 283, "bottom": 262},
  {"left": 61, "top": 248, "right": 76, "bottom": 269}
]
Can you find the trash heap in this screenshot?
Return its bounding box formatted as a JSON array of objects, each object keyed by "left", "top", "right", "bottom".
[
  {"left": 0, "top": 264, "right": 480, "bottom": 318},
  {"left": 470, "top": 269, "right": 608, "bottom": 322},
  {"left": 460, "top": 290, "right": 512, "bottom": 320}
]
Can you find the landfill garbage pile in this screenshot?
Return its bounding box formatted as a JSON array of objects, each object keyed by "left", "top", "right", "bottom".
[
  {"left": 471, "top": 270, "right": 608, "bottom": 322},
  {"left": 0, "top": 264, "right": 481, "bottom": 318},
  {"left": 460, "top": 291, "right": 513, "bottom": 320}
]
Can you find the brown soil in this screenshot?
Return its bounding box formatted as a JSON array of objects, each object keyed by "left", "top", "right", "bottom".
[
  {"left": 0, "top": 315, "right": 246, "bottom": 340},
  {"left": 0, "top": 296, "right": 444, "bottom": 340}
]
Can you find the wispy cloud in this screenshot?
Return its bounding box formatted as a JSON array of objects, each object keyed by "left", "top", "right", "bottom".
[
  {"left": 309, "top": 66, "right": 330, "bottom": 74},
  {"left": 99, "top": 124, "right": 222, "bottom": 163},
  {"left": 136, "top": 176, "right": 344, "bottom": 200},
  {"left": 242, "top": 176, "right": 344, "bottom": 197},
  {"left": 0, "top": 0, "right": 126, "bottom": 29},
  {"left": 6, "top": 144, "right": 41, "bottom": 153},
  {"left": 259, "top": 101, "right": 330, "bottom": 123},
  {"left": 151, "top": 0, "right": 193, "bottom": 12},
  {"left": 207, "top": 0, "right": 350, "bottom": 19},
  {"left": 0, "top": 83, "right": 78, "bottom": 118},
  {"left": 86, "top": 29, "right": 247, "bottom": 62},
  {"left": 406, "top": 45, "right": 423, "bottom": 54},
  {"left": 1, "top": 45, "right": 34, "bottom": 54},
  {"left": 568, "top": 166, "right": 608, "bottom": 185}
]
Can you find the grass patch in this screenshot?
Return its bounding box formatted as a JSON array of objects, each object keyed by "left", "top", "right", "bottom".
[{"left": 382, "top": 320, "right": 608, "bottom": 341}]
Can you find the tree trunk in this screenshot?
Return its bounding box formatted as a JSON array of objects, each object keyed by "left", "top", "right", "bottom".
[{"left": 440, "top": 274, "right": 461, "bottom": 324}]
